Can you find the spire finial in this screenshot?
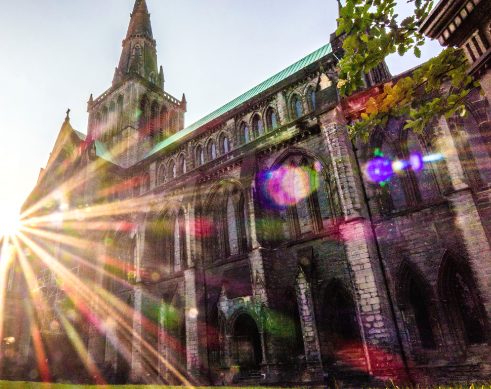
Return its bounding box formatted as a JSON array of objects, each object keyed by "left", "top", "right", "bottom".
[{"left": 65, "top": 108, "right": 71, "bottom": 121}]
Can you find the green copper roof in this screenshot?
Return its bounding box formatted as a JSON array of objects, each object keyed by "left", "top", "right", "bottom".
[
  {"left": 95, "top": 140, "right": 117, "bottom": 165},
  {"left": 145, "top": 42, "right": 332, "bottom": 158},
  {"left": 74, "top": 129, "right": 87, "bottom": 141}
]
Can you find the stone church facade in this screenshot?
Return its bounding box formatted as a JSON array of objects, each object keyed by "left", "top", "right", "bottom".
[{"left": 8, "top": 0, "right": 491, "bottom": 385}]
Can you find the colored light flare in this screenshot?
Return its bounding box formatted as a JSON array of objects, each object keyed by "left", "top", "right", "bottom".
[
  {"left": 258, "top": 162, "right": 322, "bottom": 209},
  {"left": 366, "top": 152, "right": 443, "bottom": 183}
]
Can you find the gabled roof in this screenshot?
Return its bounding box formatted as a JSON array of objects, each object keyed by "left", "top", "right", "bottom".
[{"left": 145, "top": 42, "right": 333, "bottom": 159}]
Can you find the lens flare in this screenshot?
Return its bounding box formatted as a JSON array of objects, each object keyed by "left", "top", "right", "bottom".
[
  {"left": 258, "top": 165, "right": 320, "bottom": 209},
  {"left": 366, "top": 153, "right": 444, "bottom": 183}
]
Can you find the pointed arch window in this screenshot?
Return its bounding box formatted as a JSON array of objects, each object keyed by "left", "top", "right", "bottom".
[
  {"left": 208, "top": 141, "right": 217, "bottom": 160},
  {"left": 178, "top": 209, "right": 187, "bottom": 270},
  {"left": 311, "top": 89, "right": 316, "bottom": 110},
  {"left": 139, "top": 96, "right": 150, "bottom": 136},
  {"left": 219, "top": 134, "right": 229, "bottom": 154},
  {"left": 179, "top": 155, "right": 186, "bottom": 175},
  {"left": 169, "top": 161, "right": 176, "bottom": 180},
  {"left": 160, "top": 106, "right": 168, "bottom": 140},
  {"left": 253, "top": 115, "right": 263, "bottom": 137},
  {"left": 320, "top": 281, "right": 363, "bottom": 369},
  {"left": 292, "top": 96, "right": 302, "bottom": 119},
  {"left": 440, "top": 255, "right": 487, "bottom": 346},
  {"left": 242, "top": 123, "right": 250, "bottom": 144},
  {"left": 205, "top": 184, "right": 247, "bottom": 262},
  {"left": 150, "top": 101, "right": 159, "bottom": 142},
  {"left": 159, "top": 164, "right": 166, "bottom": 184},
  {"left": 196, "top": 146, "right": 204, "bottom": 167},
  {"left": 398, "top": 263, "right": 437, "bottom": 350},
  {"left": 374, "top": 119, "right": 440, "bottom": 212},
  {"left": 261, "top": 154, "right": 334, "bottom": 245},
  {"left": 451, "top": 107, "right": 491, "bottom": 189},
  {"left": 267, "top": 108, "right": 278, "bottom": 130}
]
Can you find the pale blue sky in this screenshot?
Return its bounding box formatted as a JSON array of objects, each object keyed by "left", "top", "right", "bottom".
[{"left": 0, "top": 0, "right": 442, "bottom": 222}]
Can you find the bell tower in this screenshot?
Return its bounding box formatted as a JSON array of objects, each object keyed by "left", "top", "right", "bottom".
[{"left": 86, "top": 0, "right": 186, "bottom": 167}]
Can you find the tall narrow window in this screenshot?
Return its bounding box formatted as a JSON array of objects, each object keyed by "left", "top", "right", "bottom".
[
  {"left": 440, "top": 256, "right": 487, "bottom": 346},
  {"left": 220, "top": 134, "right": 229, "bottom": 154},
  {"left": 178, "top": 210, "right": 187, "bottom": 269},
  {"left": 226, "top": 193, "right": 239, "bottom": 256},
  {"left": 160, "top": 106, "right": 168, "bottom": 140},
  {"left": 253, "top": 115, "right": 263, "bottom": 137},
  {"left": 179, "top": 155, "right": 186, "bottom": 174},
  {"left": 462, "top": 111, "right": 491, "bottom": 186},
  {"left": 382, "top": 142, "right": 407, "bottom": 210},
  {"left": 169, "top": 161, "right": 176, "bottom": 179},
  {"left": 242, "top": 124, "right": 250, "bottom": 143},
  {"left": 117, "top": 96, "right": 124, "bottom": 132},
  {"left": 139, "top": 96, "right": 149, "bottom": 136},
  {"left": 311, "top": 90, "right": 316, "bottom": 110},
  {"left": 267, "top": 108, "right": 278, "bottom": 130},
  {"left": 292, "top": 96, "right": 302, "bottom": 119},
  {"left": 408, "top": 278, "right": 436, "bottom": 349},
  {"left": 196, "top": 146, "right": 204, "bottom": 166},
  {"left": 209, "top": 141, "right": 217, "bottom": 160},
  {"left": 159, "top": 165, "right": 166, "bottom": 184},
  {"left": 407, "top": 132, "right": 439, "bottom": 203},
  {"left": 109, "top": 102, "right": 116, "bottom": 135},
  {"left": 150, "top": 102, "right": 159, "bottom": 142}
]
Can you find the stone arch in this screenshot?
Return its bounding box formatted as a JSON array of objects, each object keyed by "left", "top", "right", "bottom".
[
  {"left": 206, "top": 138, "right": 217, "bottom": 161},
  {"left": 259, "top": 148, "right": 338, "bottom": 243},
  {"left": 265, "top": 105, "right": 279, "bottom": 131},
  {"left": 231, "top": 313, "right": 263, "bottom": 369},
  {"left": 218, "top": 131, "right": 230, "bottom": 154},
  {"left": 251, "top": 113, "right": 263, "bottom": 138},
  {"left": 396, "top": 260, "right": 438, "bottom": 350},
  {"left": 289, "top": 93, "right": 303, "bottom": 120},
  {"left": 319, "top": 278, "right": 366, "bottom": 371},
  {"left": 239, "top": 121, "right": 250, "bottom": 144},
  {"left": 168, "top": 158, "right": 177, "bottom": 180},
  {"left": 158, "top": 162, "right": 166, "bottom": 184},
  {"left": 438, "top": 250, "right": 488, "bottom": 348},
  {"left": 195, "top": 144, "right": 205, "bottom": 167},
  {"left": 203, "top": 179, "right": 248, "bottom": 262}
]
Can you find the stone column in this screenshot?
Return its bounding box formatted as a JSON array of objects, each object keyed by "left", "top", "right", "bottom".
[
  {"left": 296, "top": 269, "right": 323, "bottom": 381},
  {"left": 184, "top": 268, "right": 200, "bottom": 376},
  {"left": 130, "top": 231, "right": 143, "bottom": 382}
]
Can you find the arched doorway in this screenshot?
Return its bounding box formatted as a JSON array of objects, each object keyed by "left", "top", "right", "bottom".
[{"left": 232, "top": 314, "right": 262, "bottom": 369}]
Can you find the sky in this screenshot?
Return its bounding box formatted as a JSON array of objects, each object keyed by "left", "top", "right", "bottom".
[{"left": 0, "top": 0, "right": 442, "bottom": 224}]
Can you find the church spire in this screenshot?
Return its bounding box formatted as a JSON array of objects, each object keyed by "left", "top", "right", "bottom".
[
  {"left": 127, "top": 0, "right": 153, "bottom": 40},
  {"left": 113, "top": 0, "right": 159, "bottom": 86}
]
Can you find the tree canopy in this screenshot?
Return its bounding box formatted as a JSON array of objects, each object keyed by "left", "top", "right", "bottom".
[{"left": 336, "top": 0, "right": 480, "bottom": 141}]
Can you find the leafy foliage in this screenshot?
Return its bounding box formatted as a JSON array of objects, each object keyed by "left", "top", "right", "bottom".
[{"left": 336, "top": 0, "right": 476, "bottom": 142}]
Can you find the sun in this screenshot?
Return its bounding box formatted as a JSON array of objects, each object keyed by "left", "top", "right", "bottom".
[{"left": 0, "top": 207, "right": 21, "bottom": 237}]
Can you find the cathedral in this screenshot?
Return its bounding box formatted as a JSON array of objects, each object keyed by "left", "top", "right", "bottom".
[{"left": 4, "top": 0, "right": 491, "bottom": 385}]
